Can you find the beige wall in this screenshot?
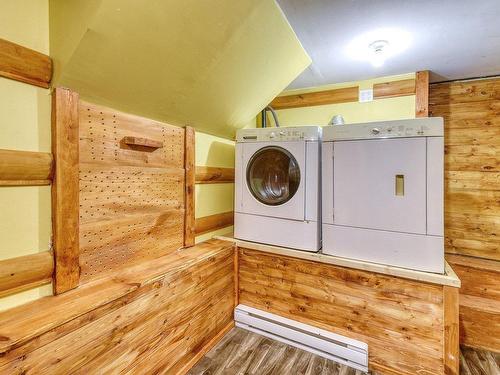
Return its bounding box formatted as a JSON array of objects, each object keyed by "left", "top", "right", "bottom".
[{"left": 0, "top": 0, "right": 53, "bottom": 311}]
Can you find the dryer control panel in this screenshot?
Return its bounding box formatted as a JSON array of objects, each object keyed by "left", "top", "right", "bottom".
[
  {"left": 323, "top": 118, "right": 443, "bottom": 141},
  {"left": 236, "top": 126, "right": 321, "bottom": 142}
]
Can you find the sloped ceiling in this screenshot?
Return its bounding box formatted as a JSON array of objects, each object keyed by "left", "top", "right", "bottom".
[{"left": 49, "top": 0, "right": 311, "bottom": 139}]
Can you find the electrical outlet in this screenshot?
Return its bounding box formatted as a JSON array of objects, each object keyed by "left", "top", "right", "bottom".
[{"left": 359, "top": 89, "right": 373, "bottom": 103}]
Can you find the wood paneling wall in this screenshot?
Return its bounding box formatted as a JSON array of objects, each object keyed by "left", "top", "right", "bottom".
[
  {"left": 0, "top": 240, "right": 234, "bottom": 374},
  {"left": 238, "top": 248, "right": 459, "bottom": 375},
  {"left": 430, "top": 77, "right": 500, "bottom": 353},
  {"left": 446, "top": 254, "right": 500, "bottom": 353},
  {"left": 79, "top": 101, "right": 186, "bottom": 283},
  {"left": 430, "top": 78, "right": 499, "bottom": 260}
]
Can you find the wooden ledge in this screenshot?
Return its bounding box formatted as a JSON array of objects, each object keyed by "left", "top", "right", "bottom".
[
  {"left": 0, "top": 239, "right": 234, "bottom": 356},
  {"left": 216, "top": 234, "right": 461, "bottom": 287}
]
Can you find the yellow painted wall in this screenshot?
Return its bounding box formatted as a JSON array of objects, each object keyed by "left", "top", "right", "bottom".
[
  {"left": 0, "top": 0, "right": 53, "bottom": 311},
  {"left": 195, "top": 132, "right": 235, "bottom": 243},
  {"left": 49, "top": 0, "right": 311, "bottom": 139},
  {"left": 265, "top": 73, "right": 416, "bottom": 127}
]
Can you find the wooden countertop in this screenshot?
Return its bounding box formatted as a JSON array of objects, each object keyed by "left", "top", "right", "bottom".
[{"left": 216, "top": 234, "right": 461, "bottom": 287}]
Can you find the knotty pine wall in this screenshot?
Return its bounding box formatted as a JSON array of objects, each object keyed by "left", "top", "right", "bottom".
[
  {"left": 0, "top": 0, "right": 53, "bottom": 310},
  {"left": 429, "top": 77, "right": 500, "bottom": 352}
]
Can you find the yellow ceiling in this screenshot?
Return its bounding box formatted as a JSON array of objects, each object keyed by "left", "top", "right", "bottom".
[{"left": 49, "top": 0, "right": 311, "bottom": 139}]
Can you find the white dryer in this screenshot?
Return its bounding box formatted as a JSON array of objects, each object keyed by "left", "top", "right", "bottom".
[
  {"left": 322, "top": 118, "right": 444, "bottom": 273},
  {"left": 235, "top": 126, "right": 321, "bottom": 252}
]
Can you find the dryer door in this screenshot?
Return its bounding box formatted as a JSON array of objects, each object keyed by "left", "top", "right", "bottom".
[
  {"left": 240, "top": 141, "right": 305, "bottom": 220},
  {"left": 333, "top": 138, "right": 427, "bottom": 234}
]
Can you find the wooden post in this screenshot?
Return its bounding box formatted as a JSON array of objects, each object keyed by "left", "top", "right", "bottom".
[
  {"left": 184, "top": 126, "right": 196, "bottom": 247},
  {"left": 444, "top": 286, "right": 460, "bottom": 375},
  {"left": 415, "top": 70, "right": 430, "bottom": 117},
  {"left": 51, "top": 87, "right": 80, "bottom": 294}
]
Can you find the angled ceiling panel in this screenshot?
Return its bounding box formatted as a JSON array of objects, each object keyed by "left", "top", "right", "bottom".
[{"left": 49, "top": 0, "right": 311, "bottom": 138}]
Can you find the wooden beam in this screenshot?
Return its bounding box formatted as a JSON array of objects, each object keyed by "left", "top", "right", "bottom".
[
  {"left": 0, "top": 149, "right": 53, "bottom": 186},
  {"left": 0, "top": 252, "right": 53, "bottom": 298},
  {"left": 51, "top": 87, "right": 80, "bottom": 294},
  {"left": 270, "top": 86, "right": 359, "bottom": 110},
  {"left": 184, "top": 126, "right": 196, "bottom": 247},
  {"left": 195, "top": 211, "right": 234, "bottom": 235},
  {"left": 0, "top": 38, "right": 52, "bottom": 88},
  {"left": 195, "top": 166, "right": 235, "bottom": 184},
  {"left": 444, "top": 286, "right": 460, "bottom": 375},
  {"left": 416, "top": 71, "right": 430, "bottom": 117},
  {"left": 373, "top": 79, "right": 416, "bottom": 99}
]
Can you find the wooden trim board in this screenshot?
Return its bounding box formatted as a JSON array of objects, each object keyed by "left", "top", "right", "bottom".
[
  {"left": 443, "top": 286, "right": 460, "bottom": 375},
  {"left": 269, "top": 86, "right": 359, "bottom": 110},
  {"left": 184, "top": 126, "right": 196, "bottom": 247},
  {"left": 51, "top": 87, "right": 80, "bottom": 294},
  {"left": 0, "top": 252, "right": 53, "bottom": 298},
  {"left": 373, "top": 78, "right": 416, "bottom": 99},
  {"left": 0, "top": 149, "right": 53, "bottom": 186},
  {"left": 195, "top": 211, "right": 234, "bottom": 235},
  {"left": 216, "top": 235, "right": 461, "bottom": 287},
  {"left": 195, "top": 166, "right": 235, "bottom": 184},
  {"left": 416, "top": 70, "right": 430, "bottom": 117},
  {"left": 0, "top": 38, "right": 52, "bottom": 88}
]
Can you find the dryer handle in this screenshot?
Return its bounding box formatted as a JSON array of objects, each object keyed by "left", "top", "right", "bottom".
[{"left": 395, "top": 174, "right": 405, "bottom": 196}]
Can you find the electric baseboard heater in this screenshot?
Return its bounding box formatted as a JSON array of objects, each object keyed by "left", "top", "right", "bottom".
[{"left": 234, "top": 305, "right": 368, "bottom": 372}]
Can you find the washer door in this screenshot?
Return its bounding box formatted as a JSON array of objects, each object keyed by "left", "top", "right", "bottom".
[
  {"left": 238, "top": 141, "right": 306, "bottom": 220},
  {"left": 246, "top": 146, "right": 300, "bottom": 206}
]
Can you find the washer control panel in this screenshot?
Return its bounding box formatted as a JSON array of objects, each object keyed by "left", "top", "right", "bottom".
[
  {"left": 323, "top": 118, "right": 443, "bottom": 141},
  {"left": 237, "top": 126, "right": 321, "bottom": 142}
]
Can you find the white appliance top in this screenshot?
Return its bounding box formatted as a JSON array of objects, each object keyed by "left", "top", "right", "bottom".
[
  {"left": 323, "top": 118, "right": 443, "bottom": 141},
  {"left": 236, "top": 126, "right": 321, "bottom": 142}
]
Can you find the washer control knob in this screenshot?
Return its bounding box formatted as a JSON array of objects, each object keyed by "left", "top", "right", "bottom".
[
  {"left": 371, "top": 128, "right": 381, "bottom": 135},
  {"left": 279, "top": 131, "right": 285, "bottom": 136},
  {"left": 269, "top": 132, "right": 276, "bottom": 138}
]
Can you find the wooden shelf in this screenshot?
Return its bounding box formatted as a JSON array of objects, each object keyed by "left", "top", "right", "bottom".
[{"left": 217, "top": 234, "right": 460, "bottom": 287}]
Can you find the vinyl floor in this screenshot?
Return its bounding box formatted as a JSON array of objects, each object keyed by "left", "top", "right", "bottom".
[{"left": 188, "top": 327, "right": 500, "bottom": 375}]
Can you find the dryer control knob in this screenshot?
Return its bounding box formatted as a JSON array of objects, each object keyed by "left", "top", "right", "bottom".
[{"left": 371, "top": 128, "right": 381, "bottom": 135}]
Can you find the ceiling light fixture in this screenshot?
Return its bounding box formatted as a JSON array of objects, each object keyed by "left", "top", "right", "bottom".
[{"left": 345, "top": 28, "right": 411, "bottom": 68}]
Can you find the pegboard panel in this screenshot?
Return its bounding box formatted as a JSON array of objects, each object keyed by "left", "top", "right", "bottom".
[
  {"left": 80, "top": 101, "right": 185, "bottom": 168},
  {"left": 78, "top": 101, "right": 186, "bottom": 283}
]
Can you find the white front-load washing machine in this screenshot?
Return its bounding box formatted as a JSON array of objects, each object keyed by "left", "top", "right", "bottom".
[
  {"left": 234, "top": 126, "right": 321, "bottom": 252},
  {"left": 322, "top": 118, "right": 444, "bottom": 273}
]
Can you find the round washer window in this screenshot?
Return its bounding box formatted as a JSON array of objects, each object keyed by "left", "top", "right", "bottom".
[{"left": 246, "top": 146, "right": 300, "bottom": 206}]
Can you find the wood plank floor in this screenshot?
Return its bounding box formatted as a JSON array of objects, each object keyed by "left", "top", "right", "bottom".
[{"left": 189, "top": 328, "right": 500, "bottom": 375}]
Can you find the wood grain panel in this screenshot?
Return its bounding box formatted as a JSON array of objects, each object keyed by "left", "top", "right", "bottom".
[
  {"left": 0, "top": 149, "right": 53, "bottom": 186},
  {"left": 195, "top": 166, "right": 235, "bottom": 184},
  {"left": 238, "top": 248, "right": 450, "bottom": 375},
  {"left": 270, "top": 86, "right": 359, "bottom": 110},
  {"left": 0, "top": 240, "right": 234, "bottom": 374},
  {"left": 195, "top": 211, "right": 234, "bottom": 235},
  {"left": 0, "top": 252, "right": 53, "bottom": 298},
  {"left": 430, "top": 78, "right": 500, "bottom": 260},
  {"left": 184, "top": 127, "right": 196, "bottom": 247},
  {"left": 416, "top": 70, "right": 430, "bottom": 117},
  {"left": 0, "top": 38, "right": 52, "bottom": 88},
  {"left": 79, "top": 101, "right": 185, "bottom": 282},
  {"left": 51, "top": 87, "right": 80, "bottom": 294},
  {"left": 446, "top": 254, "right": 500, "bottom": 352},
  {"left": 373, "top": 78, "right": 415, "bottom": 99}
]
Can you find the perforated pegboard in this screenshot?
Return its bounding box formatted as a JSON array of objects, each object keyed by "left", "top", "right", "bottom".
[{"left": 79, "top": 101, "right": 185, "bottom": 283}]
